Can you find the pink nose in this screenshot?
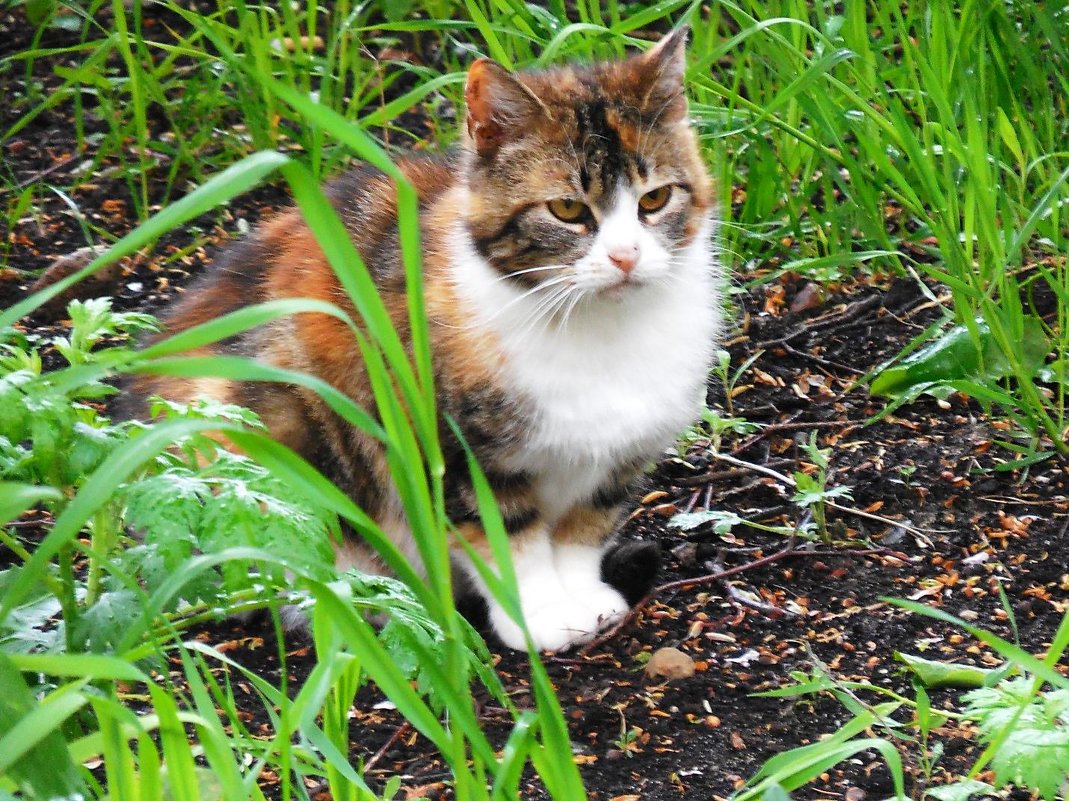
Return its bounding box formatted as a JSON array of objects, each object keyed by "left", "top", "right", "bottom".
[{"left": 608, "top": 244, "right": 639, "bottom": 274}]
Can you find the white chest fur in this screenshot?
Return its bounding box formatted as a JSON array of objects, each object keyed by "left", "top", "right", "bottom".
[{"left": 450, "top": 221, "right": 722, "bottom": 520}]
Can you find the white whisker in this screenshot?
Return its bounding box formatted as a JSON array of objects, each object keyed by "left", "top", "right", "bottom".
[
  {"left": 491, "top": 264, "right": 566, "bottom": 284},
  {"left": 439, "top": 273, "right": 573, "bottom": 331}
]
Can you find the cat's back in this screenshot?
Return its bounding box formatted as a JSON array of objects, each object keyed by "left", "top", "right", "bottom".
[
  {"left": 174, "top": 152, "right": 457, "bottom": 325},
  {"left": 124, "top": 152, "right": 457, "bottom": 419}
]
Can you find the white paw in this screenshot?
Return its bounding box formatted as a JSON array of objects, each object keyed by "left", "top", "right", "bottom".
[
  {"left": 487, "top": 586, "right": 628, "bottom": 652},
  {"left": 487, "top": 602, "right": 529, "bottom": 651},
  {"left": 525, "top": 592, "right": 624, "bottom": 651},
  {"left": 579, "top": 580, "right": 629, "bottom": 628}
]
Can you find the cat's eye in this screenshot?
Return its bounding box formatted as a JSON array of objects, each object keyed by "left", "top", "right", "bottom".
[
  {"left": 547, "top": 198, "right": 589, "bottom": 223},
  {"left": 638, "top": 186, "right": 672, "bottom": 213}
]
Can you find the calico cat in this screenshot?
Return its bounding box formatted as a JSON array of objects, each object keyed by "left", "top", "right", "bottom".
[{"left": 125, "top": 28, "right": 722, "bottom": 651}]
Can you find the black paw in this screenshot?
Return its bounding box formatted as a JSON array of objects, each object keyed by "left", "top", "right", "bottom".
[{"left": 601, "top": 540, "right": 662, "bottom": 605}]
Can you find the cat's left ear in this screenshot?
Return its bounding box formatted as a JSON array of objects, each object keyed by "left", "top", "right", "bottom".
[
  {"left": 632, "top": 26, "right": 690, "bottom": 121},
  {"left": 465, "top": 59, "right": 547, "bottom": 158}
]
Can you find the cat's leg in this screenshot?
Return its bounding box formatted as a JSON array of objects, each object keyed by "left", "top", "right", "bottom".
[
  {"left": 548, "top": 505, "right": 631, "bottom": 645},
  {"left": 454, "top": 519, "right": 632, "bottom": 651}
]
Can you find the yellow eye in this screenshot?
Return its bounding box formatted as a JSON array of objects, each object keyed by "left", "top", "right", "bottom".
[
  {"left": 547, "top": 198, "right": 589, "bottom": 223},
  {"left": 639, "top": 185, "right": 672, "bottom": 213}
]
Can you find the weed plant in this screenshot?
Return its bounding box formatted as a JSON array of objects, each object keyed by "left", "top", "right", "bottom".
[{"left": 739, "top": 601, "right": 1069, "bottom": 801}]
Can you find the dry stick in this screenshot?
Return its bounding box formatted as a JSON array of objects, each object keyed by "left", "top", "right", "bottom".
[
  {"left": 675, "top": 467, "right": 759, "bottom": 488},
  {"left": 579, "top": 541, "right": 903, "bottom": 655},
  {"left": 709, "top": 554, "right": 797, "bottom": 619},
  {"left": 2, "top": 154, "right": 80, "bottom": 195},
  {"left": 711, "top": 450, "right": 949, "bottom": 537},
  {"left": 749, "top": 419, "right": 856, "bottom": 434},
  {"left": 363, "top": 721, "right": 412, "bottom": 773},
  {"left": 780, "top": 341, "right": 866, "bottom": 375},
  {"left": 753, "top": 294, "right": 883, "bottom": 349}
]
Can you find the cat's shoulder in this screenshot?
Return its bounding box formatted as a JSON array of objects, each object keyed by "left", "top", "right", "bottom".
[{"left": 325, "top": 149, "right": 461, "bottom": 211}]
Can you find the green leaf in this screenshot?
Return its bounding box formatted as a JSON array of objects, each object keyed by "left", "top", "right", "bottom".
[
  {"left": 0, "top": 653, "right": 86, "bottom": 799},
  {"left": 962, "top": 678, "right": 1069, "bottom": 799},
  {"left": 668, "top": 509, "right": 743, "bottom": 533},
  {"left": 762, "top": 785, "right": 792, "bottom": 801},
  {"left": 0, "top": 483, "right": 62, "bottom": 527},
  {"left": 896, "top": 652, "right": 1012, "bottom": 689},
  {"left": 72, "top": 589, "right": 142, "bottom": 653},
  {"left": 792, "top": 481, "right": 853, "bottom": 508},
  {"left": 24, "top": 0, "right": 56, "bottom": 26},
  {"left": 871, "top": 317, "right": 1050, "bottom": 398},
  {"left": 925, "top": 779, "right": 997, "bottom": 801},
  {"left": 0, "top": 569, "right": 62, "bottom": 653}
]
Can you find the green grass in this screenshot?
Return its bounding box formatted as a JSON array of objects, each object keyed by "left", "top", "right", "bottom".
[
  {"left": 686, "top": 0, "right": 1068, "bottom": 453},
  {"left": 1, "top": 0, "right": 1068, "bottom": 798}
]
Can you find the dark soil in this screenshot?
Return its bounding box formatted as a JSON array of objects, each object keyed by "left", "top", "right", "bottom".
[{"left": 3, "top": 8, "right": 1067, "bottom": 801}]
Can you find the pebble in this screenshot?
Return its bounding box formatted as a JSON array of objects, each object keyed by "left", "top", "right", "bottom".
[{"left": 644, "top": 647, "right": 696, "bottom": 680}]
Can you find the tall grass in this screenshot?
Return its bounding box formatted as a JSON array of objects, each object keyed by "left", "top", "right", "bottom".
[
  {"left": 6, "top": 1, "right": 1065, "bottom": 450},
  {"left": 687, "top": 0, "right": 1068, "bottom": 452},
  {"left": 2, "top": 9, "right": 588, "bottom": 797}
]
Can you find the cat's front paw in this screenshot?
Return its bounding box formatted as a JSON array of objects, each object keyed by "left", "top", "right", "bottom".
[
  {"left": 525, "top": 591, "right": 627, "bottom": 651},
  {"left": 487, "top": 588, "right": 629, "bottom": 652}
]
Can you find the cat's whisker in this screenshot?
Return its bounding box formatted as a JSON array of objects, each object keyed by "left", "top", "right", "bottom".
[
  {"left": 557, "top": 285, "right": 588, "bottom": 328},
  {"left": 440, "top": 274, "right": 574, "bottom": 331},
  {"left": 512, "top": 279, "right": 586, "bottom": 342},
  {"left": 484, "top": 279, "right": 572, "bottom": 339},
  {"left": 512, "top": 282, "right": 577, "bottom": 340},
  {"left": 492, "top": 264, "right": 567, "bottom": 284}
]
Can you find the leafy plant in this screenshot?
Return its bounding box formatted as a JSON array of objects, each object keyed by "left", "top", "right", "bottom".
[
  {"left": 1, "top": 298, "right": 157, "bottom": 652},
  {"left": 744, "top": 599, "right": 1069, "bottom": 801},
  {"left": 710, "top": 348, "right": 764, "bottom": 417},
  {"left": 961, "top": 678, "right": 1069, "bottom": 801},
  {"left": 790, "top": 432, "right": 852, "bottom": 541}
]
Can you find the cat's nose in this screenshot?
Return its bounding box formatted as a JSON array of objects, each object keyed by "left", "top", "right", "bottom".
[{"left": 608, "top": 244, "right": 639, "bottom": 275}]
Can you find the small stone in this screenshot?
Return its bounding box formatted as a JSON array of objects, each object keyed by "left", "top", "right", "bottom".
[{"left": 644, "top": 646, "right": 696, "bottom": 681}]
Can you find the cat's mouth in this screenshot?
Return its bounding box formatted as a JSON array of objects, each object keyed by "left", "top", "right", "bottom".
[{"left": 601, "top": 275, "right": 641, "bottom": 300}]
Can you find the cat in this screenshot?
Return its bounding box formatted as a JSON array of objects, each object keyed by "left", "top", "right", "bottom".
[{"left": 124, "top": 27, "right": 723, "bottom": 652}]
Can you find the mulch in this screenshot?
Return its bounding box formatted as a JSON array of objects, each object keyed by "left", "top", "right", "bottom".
[{"left": 2, "top": 8, "right": 1067, "bottom": 801}]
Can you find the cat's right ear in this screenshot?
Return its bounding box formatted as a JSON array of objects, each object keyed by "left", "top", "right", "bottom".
[{"left": 465, "top": 59, "right": 545, "bottom": 158}]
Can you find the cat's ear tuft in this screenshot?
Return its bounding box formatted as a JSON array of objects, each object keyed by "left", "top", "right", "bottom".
[
  {"left": 632, "top": 26, "right": 690, "bottom": 121},
  {"left": 464, "top": 59, "right": 545, "bottom": 158}
]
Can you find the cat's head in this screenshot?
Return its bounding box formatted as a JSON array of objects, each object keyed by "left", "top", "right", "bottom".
[{"left": 460, "top": 29, "right": 713, "bottom": 303}]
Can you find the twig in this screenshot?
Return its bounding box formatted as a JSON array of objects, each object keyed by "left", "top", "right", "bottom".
[
  {"left": 580, "top": 542, "right": 905, "bottom": 654},
  {"left": 750, "top": 420, "right": 856, "bottom": 434},
  {"left": 709, "top": 450, "right": 950, "bottom": 537},
  {"left": 780, "top": 341, "right": 866, "bottom": 375},
  {"left": 2, "top": 154, "right": 80, "bottom": 195},
  {"left": 825, "top": 500, "right": 949, "bottom": 537},
  {"left": 712, "top": 450, "right": 797, "bottom": 486},
  {"left": 709, "top": 555, "right": 796, "bottom": 619},
  {"left": 363, "top": 721, "right": 412, "bottom": 773},
  {"left": 674, "top": 467, "right": 751, "bottom": 488},
  {"left": 682, "top": 489, "right": 701, "bottom": 513}
]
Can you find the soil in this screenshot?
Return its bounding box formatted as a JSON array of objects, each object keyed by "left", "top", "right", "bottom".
[{"left": 3, "top": 8, "right": 1067, "bottom": 801}]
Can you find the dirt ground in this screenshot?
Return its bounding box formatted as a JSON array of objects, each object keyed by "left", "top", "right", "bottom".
[{"left": 3, "top": 9, "right": 1067, "bottom": 801}]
